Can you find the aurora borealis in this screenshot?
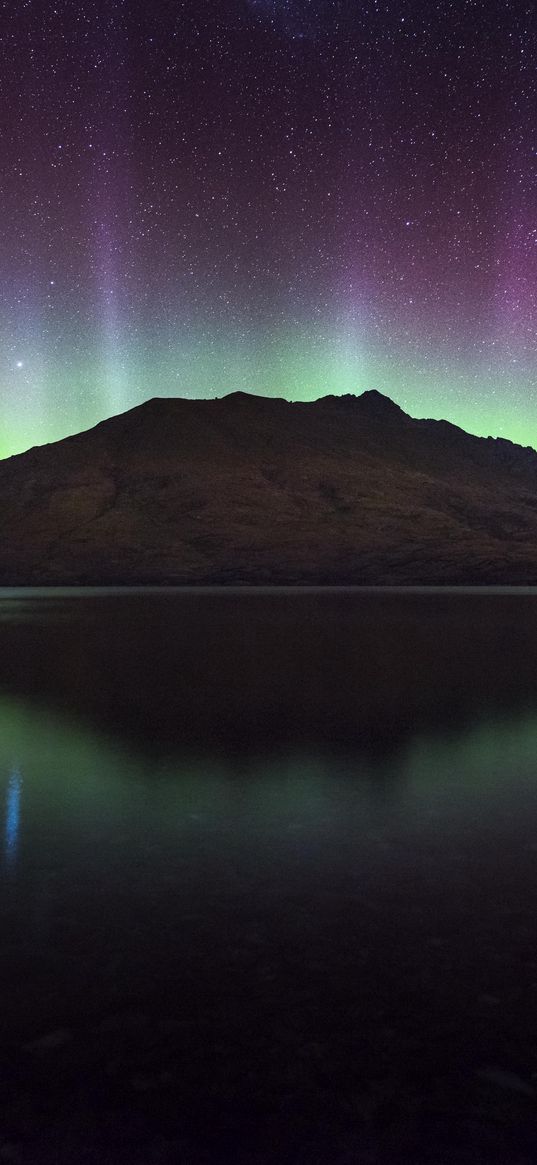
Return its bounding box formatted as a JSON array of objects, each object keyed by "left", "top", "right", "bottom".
[{"left": 0, "top": 0, "right": 535, "bottom": 457}]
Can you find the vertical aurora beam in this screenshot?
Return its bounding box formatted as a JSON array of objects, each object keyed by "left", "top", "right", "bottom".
[
  {"left": 328, "top": 267, "right": 373, "bottom": 394},
  {"left": 493, "top": 215, "right": 536, "bottom": 367},
  {"left": 86, "top": 0, "right": 132, "bottom": 423},
  {"left": 94, "top": 219, "right": 128, "bottom": 418}
]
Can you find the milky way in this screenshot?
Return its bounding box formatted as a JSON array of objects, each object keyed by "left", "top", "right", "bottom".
[{"left": 0, "top": 0, "right": 535, "bottom": 456}]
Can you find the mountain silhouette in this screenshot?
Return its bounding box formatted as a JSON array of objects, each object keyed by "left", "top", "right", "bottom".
[{"left": 2, "top": 390, "right": 537, "bottom": 584}]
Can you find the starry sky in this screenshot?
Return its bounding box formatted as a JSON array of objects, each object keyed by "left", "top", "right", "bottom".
[{"left": 0, "top": 0, "right": 535, "bottom": 457}]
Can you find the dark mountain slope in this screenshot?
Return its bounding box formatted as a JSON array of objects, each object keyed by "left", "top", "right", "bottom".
[{"left": 1, "top": 391, "right": 537, "bottom": 583}]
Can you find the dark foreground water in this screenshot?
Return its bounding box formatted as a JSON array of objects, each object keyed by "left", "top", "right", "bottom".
[{"left": 3, "top": 589, "right": 537, "bottom": 1163}]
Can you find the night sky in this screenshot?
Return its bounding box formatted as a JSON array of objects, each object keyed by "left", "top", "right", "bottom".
[{"left": 0, "top": 0, "right": 535, "bottom": 457}]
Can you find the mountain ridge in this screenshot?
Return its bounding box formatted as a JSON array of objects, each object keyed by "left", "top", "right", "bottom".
[
  {"left": 5, "top": 390, "right": 534, "bottom": 464},
  {"left": 1, "top": 389, "right": 537, "bottom": 584}
]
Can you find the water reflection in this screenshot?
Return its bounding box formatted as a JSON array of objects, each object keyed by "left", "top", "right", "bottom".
[
  {"left": 1, "top": 587, "right": 537, "bottom": 757},
  {"left": 0, "top": 591, "right": 537, "bottom": 1162},
  {"left": 4, "top": 765, "right": 21, "bottom": 867}
]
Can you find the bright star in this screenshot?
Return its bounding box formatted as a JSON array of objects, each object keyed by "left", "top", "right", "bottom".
[{"left": 15, "top": 361, "right": 23, "bottom": 369}]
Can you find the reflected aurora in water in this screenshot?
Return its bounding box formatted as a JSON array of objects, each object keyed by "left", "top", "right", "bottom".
[
  {"left": 2, "top": 591, "right": 537, "bottom": 1163},
  {"left": 4, "top": 766, "right": 21, "bottom": 867}
]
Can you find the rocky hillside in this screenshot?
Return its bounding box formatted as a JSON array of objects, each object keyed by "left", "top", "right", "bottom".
[{"left": 1, "top": 390, "right": 537, "bottom": 584}]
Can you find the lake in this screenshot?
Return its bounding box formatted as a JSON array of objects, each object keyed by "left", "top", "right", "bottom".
[{"left": 2, "top": 588, "right": 537, "bottom": 1163}]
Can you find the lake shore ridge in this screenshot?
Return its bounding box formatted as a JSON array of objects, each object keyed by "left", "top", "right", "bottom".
[{"left": 0, "top": 391, "right": 536, "bottom": 585}]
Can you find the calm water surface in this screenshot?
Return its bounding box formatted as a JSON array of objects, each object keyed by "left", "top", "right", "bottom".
[{"left": 2, "top": 588, "right": 537, "bottom": 1163}]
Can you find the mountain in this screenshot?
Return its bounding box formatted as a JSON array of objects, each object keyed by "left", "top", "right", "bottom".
[{"left": 2, "top": 390, "right": 537, "bottom": 584}]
